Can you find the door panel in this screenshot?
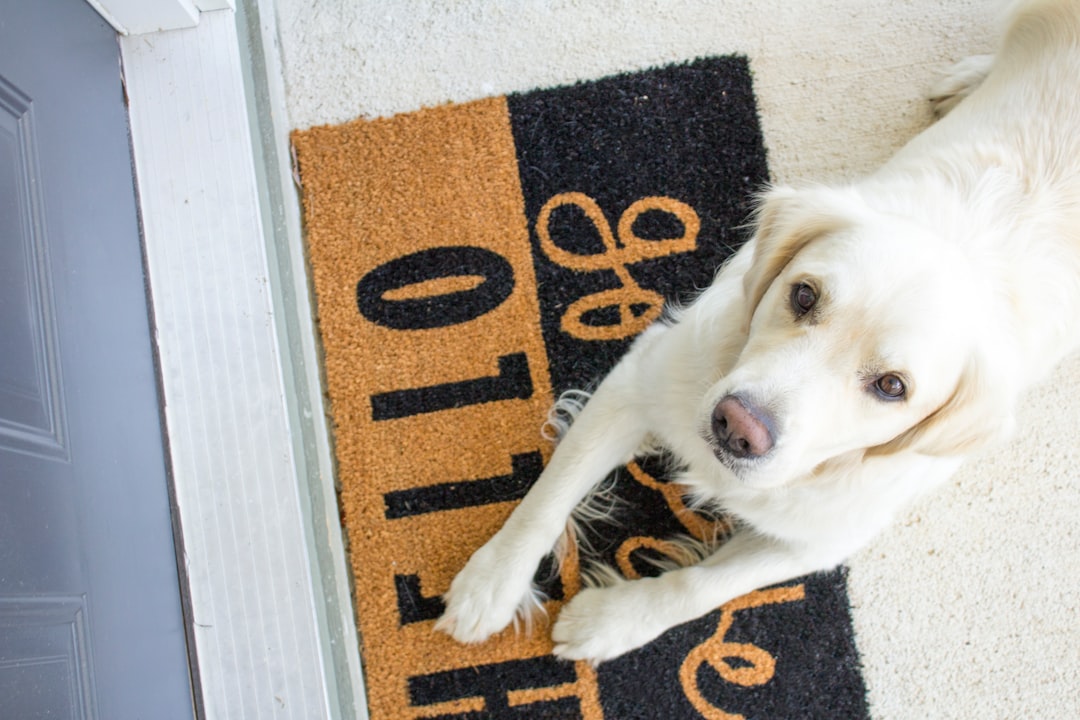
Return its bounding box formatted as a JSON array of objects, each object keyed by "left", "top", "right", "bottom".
[
  {"left": 0, "top": 1, "right": 195, "bottom": 717},
  {"left": 0, "top": 75, "right": 67, "bottom": 462},
  {"left": 0, "top": 595, "right": 95, "bottom": 718}
]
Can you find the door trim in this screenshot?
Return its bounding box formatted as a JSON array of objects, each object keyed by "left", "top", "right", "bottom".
[
  {"left": 85, "top": 0, "right": 235, "bottom": 35},
  {"left": 119, "top": 5, "right": 367, "bottom": 718}
]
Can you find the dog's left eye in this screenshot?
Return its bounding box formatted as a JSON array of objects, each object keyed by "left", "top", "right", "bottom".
[
  {"left": 873, "top": 374, "right": 907, "bottom": 400},
  {"left": 790, "top": 282, "right": 817, "bottom": 316}
]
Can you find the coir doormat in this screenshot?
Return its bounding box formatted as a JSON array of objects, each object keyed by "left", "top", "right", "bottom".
[{"left": 292, "top": 56, "right": 869, "bottom": 720}]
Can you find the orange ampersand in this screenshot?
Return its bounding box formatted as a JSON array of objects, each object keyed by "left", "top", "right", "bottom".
[
  {"left": 535, "top": 192, "right": 700, "bottom": 341},
  {"left": 679, "top": 584, "right": 807, "bottom": 720},
  {"left": 613, "top": 461, "right": 733, "bottom": 579},
  {"left": 609, "top": 462, "right": 802, "bottom": 720}
]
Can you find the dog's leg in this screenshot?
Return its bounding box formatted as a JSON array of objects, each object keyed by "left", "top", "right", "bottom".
[
  {"left": 928, "top": 54, "right": 995, "bottom": 117},
  {"left": 551, "top": 529, "right": 842, "bottom": 664},
  {"left": 436, "top": 337, "right": 656, "bottom": 644}
]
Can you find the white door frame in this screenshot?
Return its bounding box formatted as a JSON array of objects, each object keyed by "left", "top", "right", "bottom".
[
  {"left": 96, "top": 2, "right": 367, "bottom": 717},
  {"left": 86, "top": 0, "right": 234, "bottom": 35}
]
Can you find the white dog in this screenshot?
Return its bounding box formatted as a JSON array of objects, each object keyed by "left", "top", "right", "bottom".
[{"left": 437, "top": 0, "right": 1080, "bottom": 664}]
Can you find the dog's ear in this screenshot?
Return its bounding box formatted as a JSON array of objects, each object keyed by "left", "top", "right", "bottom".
[
  {"left": 742, "top": 185, "right": 858, "bottom": 324},
  {"left": 868, "top": 354, "right": 1016, "bottom": 458}
]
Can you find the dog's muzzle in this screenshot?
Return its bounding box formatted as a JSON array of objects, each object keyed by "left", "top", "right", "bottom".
[{"left": 712, "top": 394, "right": 775, "bottom": 460}]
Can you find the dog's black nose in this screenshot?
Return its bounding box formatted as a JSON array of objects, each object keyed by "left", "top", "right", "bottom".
[{"left": 712, "top": 395, "right": 774, "bottom": 459}]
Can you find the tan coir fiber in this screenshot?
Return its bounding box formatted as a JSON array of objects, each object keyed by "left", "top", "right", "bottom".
[{"left": 292, "top": 97, "right": 601, "bottom": 719}]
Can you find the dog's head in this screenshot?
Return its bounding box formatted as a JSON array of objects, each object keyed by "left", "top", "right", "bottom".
[{"left": 702, "top": 185, "right": 1017, "bottom": 488}]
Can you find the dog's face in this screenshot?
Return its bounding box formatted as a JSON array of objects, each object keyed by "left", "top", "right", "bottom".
[{"left": 702, "top": 186, "right": 1011, "bottom": 489}]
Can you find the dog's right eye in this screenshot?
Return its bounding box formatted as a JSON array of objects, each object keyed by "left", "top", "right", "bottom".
[{"left": 790, "top": 282, "right": 818, "bottom": 317}]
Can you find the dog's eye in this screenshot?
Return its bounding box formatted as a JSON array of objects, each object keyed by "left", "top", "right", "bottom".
[
  {"left": 874, "top": 374, "right": 907, "bottom": 400},
  {"left": 790, "top": 282, "right": 817, "bottom": 316}
]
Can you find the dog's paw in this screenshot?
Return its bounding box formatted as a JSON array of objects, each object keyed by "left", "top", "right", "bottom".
[
  {"left": 928, "top": 54, "right": 994, "bottom": 118},
  {"left": 552, "top": 581, "right": 666, "bottom": 664},
  {"left": 435, "top": 541, "right": 542, "bottom": 644}
]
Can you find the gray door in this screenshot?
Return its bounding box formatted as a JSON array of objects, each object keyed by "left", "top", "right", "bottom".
[{"left": 0, "top": 1, "right": 195, "bottom": 717}]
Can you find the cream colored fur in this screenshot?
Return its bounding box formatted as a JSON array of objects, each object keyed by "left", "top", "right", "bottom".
[{"left": 436, "top": 0, "right": 1080, "bottom": 664}]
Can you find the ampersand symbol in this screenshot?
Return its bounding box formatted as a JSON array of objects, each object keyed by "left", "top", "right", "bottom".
[
  {"left": 679, "top": 585, "right": 807, "bottom": 720},
  {"left": 536, "top": 192, "right": 700, "bottom": 341}
]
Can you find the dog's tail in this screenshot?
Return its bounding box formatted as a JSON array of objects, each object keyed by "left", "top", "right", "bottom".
[{"left": 1003, "top": 0, "right": 1080, "bottom": 57}]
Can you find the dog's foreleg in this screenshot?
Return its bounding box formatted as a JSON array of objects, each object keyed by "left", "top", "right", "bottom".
[
  {"left": 436, "top": 346, "right": 653, "bottom": 644},
  {"left": 551, "top": 529, "right": 844, "bottom": 663}
]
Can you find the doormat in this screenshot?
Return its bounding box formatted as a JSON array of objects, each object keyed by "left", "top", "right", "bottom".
[{"left": 292, "top": 56, "right": 869, "bottom": 720}]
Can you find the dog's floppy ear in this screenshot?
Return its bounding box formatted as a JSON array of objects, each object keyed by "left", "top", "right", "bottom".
[
  {"left": 742, "top": 185, "right": 859, "bottom": 324},
  {"left": 869, "top": 353, "right": 1017, "bottom": 458}
]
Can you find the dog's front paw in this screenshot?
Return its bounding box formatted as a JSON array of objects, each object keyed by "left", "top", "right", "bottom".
[
  {"left": 435, "top": 540, "right": 542, "bottom": 644},
  {"left": 552, "top": 580, "right": 667, "bottom": 664}
]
